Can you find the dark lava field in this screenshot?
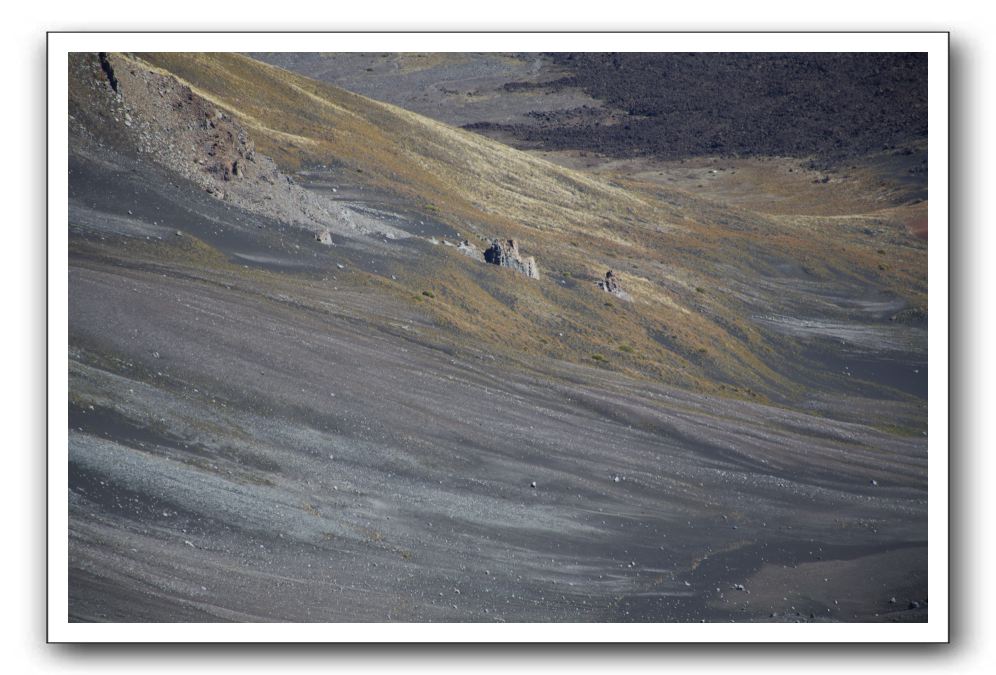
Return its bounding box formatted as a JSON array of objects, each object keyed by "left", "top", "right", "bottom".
[{"left": 482, "top": 53, "right": 928, "bottom": 165}]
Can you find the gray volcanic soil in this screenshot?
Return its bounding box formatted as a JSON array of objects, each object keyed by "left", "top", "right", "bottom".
[
  {"left": 249, "top": 52, "right": 608, "bottom": 129},
  {"left": 68, "top": 140, "right": 928, "bottom": 623}
]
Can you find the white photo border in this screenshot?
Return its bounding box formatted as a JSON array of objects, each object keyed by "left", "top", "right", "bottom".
[{"left": 47, "top": 31, "right": 949, "bottom": 643}]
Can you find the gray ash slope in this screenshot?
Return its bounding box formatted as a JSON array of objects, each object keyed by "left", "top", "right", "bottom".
[
  {"left": 68, "top": 231, "right": 928, "bottom": 622},
  {"left": 67, "top": 53, "right": 927, "bottom": 623}
]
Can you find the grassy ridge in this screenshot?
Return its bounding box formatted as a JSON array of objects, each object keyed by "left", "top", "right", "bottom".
[{"left": 124, "top": 52, "right": 927, "bottom": 397}]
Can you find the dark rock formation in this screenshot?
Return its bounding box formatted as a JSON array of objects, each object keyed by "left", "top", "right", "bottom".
[
  {"left": 483, "top": 237, "right": 517, "bottom": 265},
  {"left": 600, "top": 270, "right": 620, "bottom": 293},
  {"left": 98, "top": 52, "right": 118, "bottom": 93},
  {"left": 597, "top": 270, "right": 632, "bottom": 301},
  {"left": 483, "top": 238, "right": 540, "bottom": 279}
]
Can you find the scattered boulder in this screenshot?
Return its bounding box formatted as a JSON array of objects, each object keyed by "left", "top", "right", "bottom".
[
  {"left": 316, "top": 229, "right": 333, "bottom": 245},
  {"left": 600, "top": 270, "right": 621, "bottom": 293},
  {"left": 597, "top": 270, "right": 632, "bottom": 301},
  {"left": 483, "top": 238, "right": 540, "bottom": 279}
]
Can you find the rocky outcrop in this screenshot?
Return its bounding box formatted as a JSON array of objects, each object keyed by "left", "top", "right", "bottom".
[
  {"left": 483, "top": 238, "right": 540, "bottom": 279},
  {"left": 69, "top": 52, "right": 409, "bottom": 244},
  {"left": 597, "top": 270, "right": 631, "bottom": 301}
]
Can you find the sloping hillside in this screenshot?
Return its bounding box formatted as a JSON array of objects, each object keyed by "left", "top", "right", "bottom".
[{"left": 104, "top": 52, "right": 927, "bottom": 400}]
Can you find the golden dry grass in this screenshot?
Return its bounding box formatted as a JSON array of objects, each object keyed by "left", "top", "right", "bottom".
[{"left": 119, "top": 52, "right": 927, "bottom": 397}]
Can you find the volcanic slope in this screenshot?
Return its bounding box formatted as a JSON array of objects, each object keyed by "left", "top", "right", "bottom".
[
  {"left": 67, "top": 52, "right": 928, "bottom": 623},
  {"left": 119, "top": 52, "right": 925, "bottom": 399}
]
